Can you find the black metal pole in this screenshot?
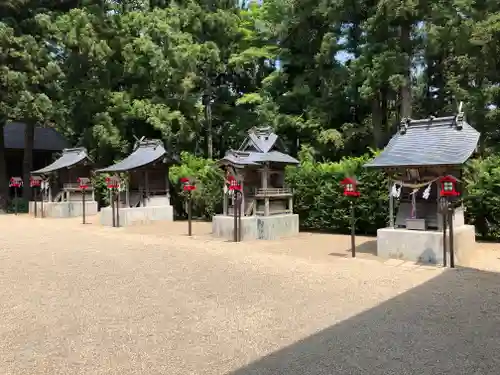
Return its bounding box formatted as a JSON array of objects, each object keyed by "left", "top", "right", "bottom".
[
  {"left": 238, "top": 192, "right": 242, "bottom": 242},
  {"left": 82, "top": 189, "right": 86, "bottom": 224},
  {"left": 116, "top": 189, "right": 120, "bottom": 227},
  {"left": 111, "top": 189, "right": 116, "bottom": 227},
  {"left": 350, "top": 200, "right": 355, "bottom": 257},
  {"left": 188, "top": 193, "right": 192, "bottom": 236},
  {"left": 233, "top": 191, "right": 238, "bottom": 242},
  {"left": 34, "top": 187, "right": 38, "bottom": 218},
  {"left": 442, "top": 203, "right": 447, "bottom": 267},
  {"left": 14, "top": 187, "right": 18, "bottom": 215},
  {"left": 449, "top": 207, "right": 455, "bottom": 268},
  {"left": 40, "top": 186, "right": 44, "bottom": 218}
]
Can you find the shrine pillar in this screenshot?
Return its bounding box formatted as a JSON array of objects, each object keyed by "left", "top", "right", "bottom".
[{"left": 261, "top": 164, "right": 269, "bottom": 216}]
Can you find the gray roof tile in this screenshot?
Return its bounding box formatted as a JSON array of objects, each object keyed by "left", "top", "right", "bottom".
[
  {"left": 4, "top": 122, "right": 69, "bottom": 150},
  {"left": 97, "top": 139, "right": 167, "bottom": 173},
  {"left": 365, "top": 115, "right": 480, "bottom": 168},
  {"left": 31, "top": 148, "right": 91, "bottom": 175}
]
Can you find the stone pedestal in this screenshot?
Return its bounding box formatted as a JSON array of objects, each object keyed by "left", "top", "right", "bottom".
[
  {"left": 29, "top": 201, "right": 98, "bottom": 218},
  {"left": 377, "top": 225, "right": 476, "bottom": 265},
  {"left": 99, "top": 205, "right": 174, "bottom": 227},
  {"left": 212, "top": 214, "right": 299, "bottom": 241}
]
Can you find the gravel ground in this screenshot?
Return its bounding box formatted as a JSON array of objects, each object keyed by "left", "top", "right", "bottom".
[{"left": 1, "top": 216, "right": 500, "bottom": 374}]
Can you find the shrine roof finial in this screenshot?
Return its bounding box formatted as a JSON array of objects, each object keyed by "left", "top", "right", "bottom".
[
  {"left": 242, "top": 126, "right": 279, "bottom": 153},
  {"left": 218, "top": 126, "right": 299, "bottom": 167}
]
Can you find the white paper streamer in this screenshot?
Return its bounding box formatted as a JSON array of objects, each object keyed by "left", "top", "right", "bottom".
[
  {"left": 422, "top": 184, "right": 431, "bottom": 200},
  {"left": 391, "top": 184, "right": 401, "bottom": 199}
]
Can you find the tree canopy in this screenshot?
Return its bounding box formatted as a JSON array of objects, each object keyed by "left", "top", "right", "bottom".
[{"left": 1, "top": 0, "right": 500, "bottom": 208}]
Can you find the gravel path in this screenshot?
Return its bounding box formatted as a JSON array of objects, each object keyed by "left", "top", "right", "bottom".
[{"left": 1, "top": 216, "right": 499, "bottom": 374}]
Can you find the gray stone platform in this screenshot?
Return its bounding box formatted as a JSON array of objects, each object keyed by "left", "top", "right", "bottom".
[
  {"left": 212, "top": 214, "right": 299, "bottom": 241},
  {"left": 29, "top": 201, "right": 98, "bottom": 218},
  {"left": 99, "top": 205, "right": 174, "bottom": 227},
  {"left": 377, "top": 225, "right": 477, "bottom": 265}
]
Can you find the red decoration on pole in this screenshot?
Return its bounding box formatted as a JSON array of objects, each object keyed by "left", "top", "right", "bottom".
[
  {"left": 439, "top": 175, "right": 459, "bottom": 197},
  {"left": 106, "top": 176, "right": 121, "bottom": 189},
  {"left": 30, "top": 176, "right": 42, "bottom": 188},
  {"left": 180, "top": 177, "right": 196, "bottom": 236},
  {"left": 78, "top": 177, "right": 90, "bottom": 190},
  {"left": 9, "top": 177, "right": 23, "bottom": 188},
  {"left": 228, "top": 179, "right": 241, "bottom": 191},
  {"left": 180, "top": 177, "right": 196, "bottom": 191},
  {"left": 340, "top": 177, "right": 360, "bottom": 197}
]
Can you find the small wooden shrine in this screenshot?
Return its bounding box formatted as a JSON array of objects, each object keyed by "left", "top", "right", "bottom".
[
  {"left": 96, "top": 139, "right": 174, "bottom": 226},
  {"left": 30, "top": 148, "right": 97, "bottom": 218},
  {"left": 219, "top": 126, "right": 299, "bottom": 217},
  {"left": 365, "top": 109, "right": 480, "bottom": 264},
  {"left": 212, "top": 126, "right": 300, "bottom": 241}
]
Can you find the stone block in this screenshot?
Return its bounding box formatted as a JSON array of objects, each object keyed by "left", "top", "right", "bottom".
[
  {"left": 212, "top": 214, "right": 299, "bottom": 241},
  {"left": 377, "top": 225, "right": 476, "bottom": 265},
  {"left": 29, "top": 201, "right": 98, "bottom": 218},
  {"left": 212, "top": 215, "right": 258, "bottom": 241},
  {"left": 99, "top": 205, "right": 174, "bottom": 227},
  {"left": 257, "top": 214, "right": 299, "bottom": 240},
  {"left": 405, "top": 218, "right": 426, "bottom": 230}
]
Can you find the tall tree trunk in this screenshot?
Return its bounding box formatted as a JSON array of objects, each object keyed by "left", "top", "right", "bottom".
[
  {"left": 206, "top": 103, "right": 213, "bottom": 159},
  {"left": 204, "top": 91, "right": 213, "bottom": 159},
  {"left": 23, "top": 121, "right": 34, "bottom": 200},
  {"left": 0, "top": 119, "right": 8, "bottom": 212},
  {"left": 371, "top": 93, "right": 384, "bottom": 148},
  {"left": 400, "top": 22, "right": 412, "bottom": 119}
]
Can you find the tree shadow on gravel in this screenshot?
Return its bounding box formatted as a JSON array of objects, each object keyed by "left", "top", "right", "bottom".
[{"left": 227, "top": 267, "right": 500, "bottom": 375}]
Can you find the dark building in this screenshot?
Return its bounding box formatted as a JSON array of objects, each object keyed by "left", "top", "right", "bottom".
[{"left": 4, "top": 122, "right": 69, "bottom": 184}]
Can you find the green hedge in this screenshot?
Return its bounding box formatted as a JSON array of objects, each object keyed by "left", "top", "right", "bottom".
[
  {"left": 169, "top": 152, "right": 224, "bottom": 219},
  {"left": 285, "top": 147, "right": 388, "bottom": 235},
  {"left": 462, "top": 155, "right": 500, "bottom": 240},
  {"left": 170, "top": 150, "right": 500, "bottom": 241},
  {"left": 7, "top": 197, "right": 29, "bottom": 214}
]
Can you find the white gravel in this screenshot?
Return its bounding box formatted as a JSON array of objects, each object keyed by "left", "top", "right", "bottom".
[{"left": 0, "top": 216, "right": 499, "bottom": 374}]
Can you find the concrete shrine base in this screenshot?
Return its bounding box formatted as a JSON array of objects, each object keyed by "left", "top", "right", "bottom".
[
  {"left": 99, "top": 205, "right": 174, "bottom": 227},
  {"left": 212, "top": 213, "right": 299, "bottom": 241},
  {"left": 29, "top": 201, "right": 98, "bottom": 218},
  {"left": 376, "top": 225, "right": 477, "bottom": 265}
]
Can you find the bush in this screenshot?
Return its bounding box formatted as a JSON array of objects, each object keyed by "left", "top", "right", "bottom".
[
  {"left": 169, "top": 152, "right": 224, "bottom": 219},
  {"left": 91, "top": 173, "right": 111, "bottom": 209},
  {"left": 463, "top": 155, "right": 500, "bottom": 240},
  {"left": 286, "top": 146, "right": 388, "bottom": 235},
  {"left": 8, "top": 197, "right": 29, "bottom": 214}
]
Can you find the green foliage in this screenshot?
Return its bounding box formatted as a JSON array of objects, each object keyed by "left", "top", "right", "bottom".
[
  {"left": 463, "top": 155, "right": 500, "bottom": 240},
  {"left": 91, "top": 173, "right": 110, "bottom": 208},
  {"left": 7, "top": 197, "right": 28, "bottom": 214},
  {"left": 169, "top": 152, "right": 224, "bottom": 219},
  {"left": 286, "top": 149, "right": 388, "bottom": 235}
]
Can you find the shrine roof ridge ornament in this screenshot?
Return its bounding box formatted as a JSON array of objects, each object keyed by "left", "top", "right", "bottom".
[
  {"left": 218, "top": 126, "right": 299, "bottom": 167},
  {"left": 365, "top": 109, "right": 480, "bottom": 169}
]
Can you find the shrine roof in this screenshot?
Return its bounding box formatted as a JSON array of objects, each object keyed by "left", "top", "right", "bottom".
[
  {"left": 219, "top": 126, "right": 299, "bottom": 167},
  {"left": 365, "top": 114, "right": 480, "bottom": 168},
  {"left": 220, "top": 150, "right": 299, "bottom": 166},
  {"left": 31, "top": 148, "right": 91, "bottom": 175},
  {"left": 97, "top": 139, "right": 169, "bottom": 173}
]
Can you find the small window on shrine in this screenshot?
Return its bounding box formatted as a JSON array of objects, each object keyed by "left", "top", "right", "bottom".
[{"left": 346, "top": 184, "right": 354, "bottom": 192}]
